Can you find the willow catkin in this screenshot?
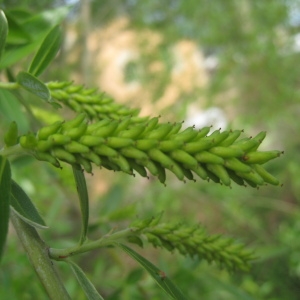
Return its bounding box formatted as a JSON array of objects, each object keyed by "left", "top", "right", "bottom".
[{"left": 13, "top": 113, "right": 283, "bottom": 186}]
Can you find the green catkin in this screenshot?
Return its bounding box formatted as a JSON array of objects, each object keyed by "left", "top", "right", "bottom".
[{"left": 16, "top": 111, "right": 281, "bottom": 187}]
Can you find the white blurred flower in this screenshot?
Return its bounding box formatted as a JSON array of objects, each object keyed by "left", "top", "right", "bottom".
[{"left": 184, "top": 106, "right": 227, "bottom": 130}]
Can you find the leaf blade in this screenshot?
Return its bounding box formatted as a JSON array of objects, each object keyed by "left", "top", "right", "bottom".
[
  {"left": 10, "top": 180, "right": 47, "bottom": 229},
  {"left": 16, "top": 71, "right": 51, "bottom": 101},
  {"left": 0, "top": 10, "right": 8, "bottom": 62},
  {"left": 29, "top": 25, "right": 62, "bottom": 77},
  {"left": 72, "top": 165, "right": 89, "bottom": 245},
  {"left": 0, "top": 156, "right": 11, "bottom": 262},
  {"left": 117, "top": 243, "right": 188, "bottom": 300},
  {"left": 67, "top": 260, "right": 104, "bottom": 300}
]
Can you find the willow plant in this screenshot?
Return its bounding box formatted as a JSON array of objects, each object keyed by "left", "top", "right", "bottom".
[{"left": 0, "top": 10, "right": 282, "bottom": 300}]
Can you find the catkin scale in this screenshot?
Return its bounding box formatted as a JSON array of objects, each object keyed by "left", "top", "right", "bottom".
[
  {"left": 61, "top": 113, "right": 86, "bottom": 131},
  {"left": 209, "top": 131, "right": 230, "bottom": 145},
  {"left": 165, "top": 122, "right": 182, "bottom": 138},
  {"left": 209, "top": 146, "right": 244, "bottom": 158},
  {"left": 64, "top": 141, "right": 90, "bottom": 153},
  {"left": 75, "top": 155, "right": 92, "bottom": 173},
  {"left": 37, "top": 121, "right": 63, "bottom": 140},
  {"left": 93, "top": 144, "right": 118, "bottom": 157},
  {"left": 81, "top": 151, "right": 102, "bottom": 166},
  {"left": 227, "top": 169, "right": 245, "bottom": 186},
  {"left": 49, "top": 134, "right": 71, "bottom": 145},
  {"left": 64, "top": 122, "right": 88, "bottom": 140},
  {"left": 189, "top": 164, "right": 208, "bottom": 180},
  {"left": 135, "top": 139, "right": 159, "bottom": 151},
  {"left": 142, "top": 117, "right": 159, "bottom": 134},
  {"left": 118, "top": 125, "right": 145, "bottom": 139},
  {"left": 148, "top": 149, "right": 175, "bottom": 168},
  {"left": 252, "top": 164, "right": 280, "bottom": 185},
  {"left": 93, "top": 121, "right": 118, "bottom": 137},
  {"left": 106, "top": 137, "right": 133, "bottom": 148},
  {"left": 206, "top": 164, "right": 231, "bottom": 186},
  {"left": 195, "top": 151, "right": 224, "bottom": 164},
  {"left": 34, "top": 151, "right": 60, "bottom": 168},
  {"left": 159, "top": 140, "right": 184, "bottom": 152},
  {"left": 36, "top": 140, "right": 54, "bottom": 152},
  {"left": 146, "top": 123, "right": 173, "bottom": 140},
  {"left": 141, "top": 159, "right": 159, "bottom": 176},
  {"left": 109, "top": 155, "right": 132, "bottom": 174},
  {"left": 236, "top": 170, "right": 264, "bottom": 185},
  {"left": 120, "top": 147, "right": 148, "bottom": 160},
  {"left": 242, "top": 151, "right": 282, "bottom": 164},
  {"left": 173, "top": 127, "right": 198, "bottom": 143},
  {"left": 219, "top": 130, "right": 242, "bottom": 146},
  {"left": 169, "top": 161, "right": 185, "bottom": 181},
  {"left": 51, "top": 148, "right": 76, "bottom": 164},
  {"left": 127, "top": 159, "right": 148, "bottom": 177},
  {"left": 195, "top": 126, "right": 212, "bottom": 140},
  {"left": 224, "top": 157, "right": 252, "bottom": 173},
  {"left": 80, "top": 135, "right": 105, "bottom": 147},
  {"left": 183, "top": 140, "right": 213, "bottom": 153},
  {"left": 169, "top": 149, "right": 198, "bottom": 167}
]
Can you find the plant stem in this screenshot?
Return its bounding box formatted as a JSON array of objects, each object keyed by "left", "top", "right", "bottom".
[
  {"left": 0, "top": 144, "right": 28, "bottom": 157},
  {"left": 0, "top": 81, "right": 18, "bottom": 90},
  {"left": 49, "top": 228, "right": 133, "bottom": 259},
  {"left": 10, "top": 209, "right": 71, "bottom": 300}
]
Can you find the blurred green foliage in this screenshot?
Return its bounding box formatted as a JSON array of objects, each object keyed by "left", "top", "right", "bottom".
[{"left": 1, "top": 0, "right": 299, "bottom": 299}]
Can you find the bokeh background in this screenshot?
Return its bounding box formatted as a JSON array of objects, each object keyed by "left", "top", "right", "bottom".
[{"left": 0, "top": 1, "right": 299, "bottom": 299}]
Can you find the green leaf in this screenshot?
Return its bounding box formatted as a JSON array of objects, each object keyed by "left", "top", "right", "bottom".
[
  {"left": 16, "top": 71, "right": 51, "bottom": 101},
  {"left": 0, "top": 156, "right": 11, "bottom": 262},
  {"left": 5, "top": 12, "right": 31, "bottom": 45},
  {"left": 0, "top": 89, "right": 30, "bottom": 133},
  {"left": 10, "top": 180, "right": 47, "bottom": 229},
  {"left": 72, "top": 165, "right": 89, "bottom": 245},
  {"left": 116, "top": 243, "right": 188, "bottom": 300},
  {"left": 67, "top": 260, "right": 104, "bottom": 300},
  {"left": 0, "top": 10, "right": 8, "bottom": 62},
  {"left": 0, "top": 39, "right": 42, "bottom": 69},
  {"left": 29, "top": 25, "right": 62, "bottom": 77}
]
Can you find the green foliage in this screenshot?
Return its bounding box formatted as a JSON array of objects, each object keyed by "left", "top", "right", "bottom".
[
  {"left": 0, "top": 4, "right": 291, "bottom": 300},
  {"left": 0, "top": 156, "right": 11, "bottom": 262},
  {"left": 130, "top": 214, "right": 255, "bottom": 272},
  {"left": 10, "top": 180, "right": 47, "bottom": 229}
]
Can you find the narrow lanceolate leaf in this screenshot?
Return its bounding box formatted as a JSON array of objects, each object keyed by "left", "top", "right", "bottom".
[
  {"left": 117, "top": 243, "right": 188, "bottom": 300},
  {"left": 0, "top": 156, "right": 11, "bottom": 262},
  {"left": 0, "top": 10, "right": 8, "bottom": 62},
  {"left": 16, "top": 71, "right": 51, "bottom": 101},
  {"left": 10, "top": 180, "right": 47, "bottom": 229},
  {"left": 72, "top": 165, "right": 89, "bottom": 245},
  {"left": 29, "top": 25, "right": 62, "bottom": 77},
  {"left": 67, "top": 260, "right": 104, "bottom": 300}
]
